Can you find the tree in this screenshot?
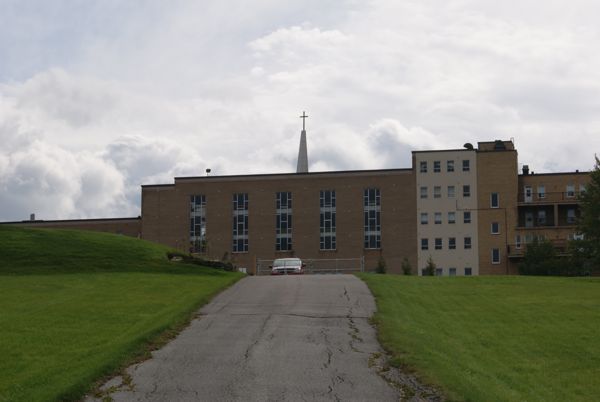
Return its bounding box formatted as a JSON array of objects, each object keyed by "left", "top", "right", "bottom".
[
  {"left": 401, "top": 257, "right": 412, "bottom": 275},
  {"left": 518, "top": 238, "right": 562, "bottom": 275},
  {"left": 423, "top": 256, "right": 436, "bottom": 276},
  {"left": 576, "top": 155, "right": 600, "bottom": 272},
  {"left": 375, "top": 255, "right": 386, "bottom": 274}
]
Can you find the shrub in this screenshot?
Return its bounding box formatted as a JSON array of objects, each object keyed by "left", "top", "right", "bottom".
[
  {"left": 376, "top": 256, "right": 387, "bottom": 274},
  {"left": 401, "top": 257, "right": 412, "bottom": 275},
  {"left": 423, "top": 256, "right": 436, "bottom": 276}
]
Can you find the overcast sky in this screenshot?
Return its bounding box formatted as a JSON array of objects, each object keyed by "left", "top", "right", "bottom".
[{"left": 1, "top": 0, "right": 600, "bottom": 220}]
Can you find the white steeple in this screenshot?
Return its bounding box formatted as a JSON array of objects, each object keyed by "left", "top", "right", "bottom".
[{"left": 296, "top": 111, "right": 309, "bottom": 173}]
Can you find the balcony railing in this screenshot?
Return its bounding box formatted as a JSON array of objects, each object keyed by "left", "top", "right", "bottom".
[
  {"left": 507, "top": 239, "right": 570, "bottom": 257},
  {"left": 518, "top": 191, "right": 582, "bottom": 203}
]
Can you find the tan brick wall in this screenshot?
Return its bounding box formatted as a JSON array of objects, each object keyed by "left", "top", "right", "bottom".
[
  {"left": 141, "top": 171, "right": 417, "bottom": 274},
  {"left": 476, "top": 150, "right": 519, "bottom": 275},
  {"left": 3, "top": 218, "right": 141, "bottom": 237}
]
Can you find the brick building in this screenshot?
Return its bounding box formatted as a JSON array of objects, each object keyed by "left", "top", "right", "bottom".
[{"left": 2, "top": 136, "right": 590, "bottom": 275}]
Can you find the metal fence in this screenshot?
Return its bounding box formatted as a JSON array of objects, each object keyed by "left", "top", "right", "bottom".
[{"left": 256, "top": 257, "right": 365, "bottom": 276}]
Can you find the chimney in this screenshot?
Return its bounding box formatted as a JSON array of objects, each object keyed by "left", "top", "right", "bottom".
[{"left": 522, "top": 165, "right": 529, "bottom": 175}]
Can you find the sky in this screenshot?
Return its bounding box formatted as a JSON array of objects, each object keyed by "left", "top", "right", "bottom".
[{"left": 1, "top": 0, "right": 600, "bottom": 221}]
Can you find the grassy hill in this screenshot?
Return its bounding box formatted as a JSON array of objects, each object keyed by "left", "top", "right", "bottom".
[
  {"left": 0, "top": 226, "right": 242, "bottom": 402},
  {"left": 359, "top": 274, "right": 600, "bottom": 402}
]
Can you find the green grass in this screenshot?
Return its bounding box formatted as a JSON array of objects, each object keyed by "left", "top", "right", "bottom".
[
  {"left": 0, "top": 226, "right": 243, "bottom": 402},
  {"left": 358, "top": 274, "right": 600, "bottom": 402}
]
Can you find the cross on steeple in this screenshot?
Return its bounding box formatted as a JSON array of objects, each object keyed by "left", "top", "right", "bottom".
[{"left": 300, "top": 111, "right": 308, "bottom": 131}]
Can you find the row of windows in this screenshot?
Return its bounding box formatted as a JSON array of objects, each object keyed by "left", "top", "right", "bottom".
[
  {"left": 420, "top": 211, "right": 471, "bottom": 225},
  {"left": 420, "top": 159, "right": 470, "bottom": 173},
  {"left": 524, "top": 184, "right": 585, "bottom": 199},
  {"left": 419, "top": 187, "right": 501, "bottom": 209},
  {"left": 422, "top": 267, "right": 473, "bottom": 276},
  {"left": 190, "top": 189, "right": 382, "bottom": 253},
  {"left": 421, "top": 237, "right": 471, "bottom": 250}
]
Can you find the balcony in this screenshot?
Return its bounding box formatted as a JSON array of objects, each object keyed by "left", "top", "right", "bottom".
[
  {"left": 518, "top": 191, "right": 581, "bottom": 204},
  {"left": 507, "top": 239, "right": 570, "bottom": 258}
]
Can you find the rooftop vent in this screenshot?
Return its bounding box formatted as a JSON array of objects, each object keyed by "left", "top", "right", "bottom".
[
  {"left": 522, "top": 165, "right": 529, "bottom": 175},
  {"left": 494, "top": 140, "right": 506, "bottom": 150},
  {"left": 463, "top": 143, "right": 474, "bottom": 150}
]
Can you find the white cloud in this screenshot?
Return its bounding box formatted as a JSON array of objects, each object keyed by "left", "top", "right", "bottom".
[{"left": 2, "top": 0, "right": 600, "bottom": 221}]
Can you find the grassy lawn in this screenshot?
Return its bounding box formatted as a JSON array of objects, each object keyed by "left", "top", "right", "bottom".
[
  {"left": 0, "top": 226, "right": 243, "bottom": 402},
  {"left": 358, "top": 274, "right": 600, "bottom": 402}
]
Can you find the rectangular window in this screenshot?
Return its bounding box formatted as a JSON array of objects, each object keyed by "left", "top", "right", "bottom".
[
  {"left": 491, "top": 192, "right": 499, "bottom": 208},
  {"left": 464, "top": 237, "right": 472, "bottom": 249},
  {"left": 364, "top": 188, "right": 381, "bottom": 249},
  {"left": 434, "top": 212, "right": 442, "bottom": 224},
  {"left": 275, "top": 192, "right": 292, "bottom": 251},
  {"left": 580, "top": 184, "right": 586, "bottom": 194},
  {"left": 420, "top": 186, "right": 428, "bottom": 199},
  {"left": 447, "top": 186, "right": 455, "bottom": 198},
  {"left": 515, "top": 234, "right": 522, "bottom": 249},
  {"left": 449, "top": 267, "right": 457, "bottom": 276},
  {"left": 537, "top": 210, "right": 547, "bottom": 225},
  {"left": 449, "top": 237, "right": 456, "bottom": 250},
  {"left": 464, "top": 267, "right": 472, "bottom": 276},
  {"left": 567, "top": 209, "right": 576, "bottom": 224},
  {"left": 447, "top": 160, "right": 454, "bottom": 172},
  {"left": 420, "top": 161, "right": 427, "bottom": 173},
  {"left": 448, "top": 212, "right": 456, "bottom": 224},
  {"left": 435, "top": 238, "right": 442, "bottom": 250},
  {"left": 462, "top": 160, "right": 470, "bottom": 172},
  {"left": 190, "top": 195, "right": 207, "bottom": 253},
  {"left": 566, "top": 184, "right": 575, "bottom": 198},
  {"left": 463, "top": 185, "right": 471, "bottom": 197},
  {"left": 435, "top": 268, "right": 443, "bottom": 276},
  {"left": 434, "top": 186, "right": 441, "bottom": 199},
  {"left": 420, "top": 213, "right": 428, "bottom": 225},
  {"left": 492, "top": 248, "right": 500, "bottom": 264},
  {"left": 434, "top": 161, "right": 441, "bottom": 173},
  {"left": 320, "top": 190, "right": 337, "bottom": 250},
  {"left": 491, "top": 222, "right": 499, "bottom": 234},
  {"left": 232, "top": 193, "right": 249, "bottom": 252},
  {"left": 421, "top": 238, "right": 429, "bottom": 250},
  {"left": 538, "top": 185, "right": 546, "bottom": 199},
  {"left": 463, "top": 211, "right": 471, "bottom": 224}
]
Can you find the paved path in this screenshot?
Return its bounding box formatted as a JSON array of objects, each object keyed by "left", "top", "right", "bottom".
[{"left": 91, "top": 275, "right": 399, "bottom": 401}]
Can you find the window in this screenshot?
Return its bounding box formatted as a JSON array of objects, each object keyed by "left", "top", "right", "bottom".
[
  {"left": 434, "top": 161, "right": 441, "bottom": 173},
  {"left": 232, "top": 193, "right": 249, "bottom": 252},
  {"left": 447, "top": 160, "right": 454, "bottom": 172},
  {"left": 447, "top": 186, "right": 455, "bottom": 198},
  {"left": 463, "top": 185, "right": 471, "bottom": 197},
  {"left": 462, "top": 160, "right": 470, "bottom": 172},
  {"left": 525, "top": 212, "right": 534, "bottom": 228},
  {"left": 567, "top": 209, "right": 576, "bottom": 224},
  {"left": 580, "top": 184, "right": 586, "bottom": 194},
  {"left": 464, "top": 237, "right": 472, "bottom": 249},
  {"left": 566, "top": 184, "right": 575, "bottom": 198},
  {"left": 190, "top": 195, "right": 207, "bottom": 253},
  {"left": 492, "top": 248, "right": 500, "bottom": 264},
  {"left": 515, "top": 234, "right": 522, "bottom": 249},
  {"left": 420, "top": 213, "right": 428, "bottom": 225},
  {"left": 434, "top": 212, "right": 442, "bottom": 224},
  {"left": 491, "top": 222, "right": 499, "bottom": 234},
  {"left": 463, "top": 211, "right": 471, "bottom": 224},
  {"left": 420, "top": 161, "right": 427, "bottom": 173},
  {"left": 464, "top": 267, "right": 472, "bottom": 276},
  {"left": 420, "top": 186, "right": 428, "bottom": 199},
  {"left": 434, "top": 186, "right": 441, "bottom": 198},
  {"left": 449, "top": 237, "right": 456, "bottom": 250},
  {"left": 364, "top": 188, "right": 381, "bottom": 249},
  {"left": 320, "top": 190, "right": 336, "bottom": 250},
  {"left": 537, "top": 210, "right": 547, "bottom": 225},
  {"left": 449, "top": 267, "right": 457, "bottom": 276},
  {"left": 448, "top": 212, "right": 456, "bottom": 224},
  {"left": 435, "top": 238, "right": 442, "bottom": 250},
  {"left": 435, "top": 268, "right": 443, "bottom": 276},
  {"left": 491, "top": 192, "right": 499, "bottom": 208},
  {"left": 276, "top": 192, "right": 292, "bottom": 251},
  {"left": 421, "top": 238, "right": 429, "bottom": 250},
  {"left": 538, "top": 185, "right": 546, "bottom": 199}
]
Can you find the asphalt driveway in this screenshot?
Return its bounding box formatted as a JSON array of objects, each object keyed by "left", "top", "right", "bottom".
[{"left": 90, "top": 275, "right": 399, "bottom": 401}]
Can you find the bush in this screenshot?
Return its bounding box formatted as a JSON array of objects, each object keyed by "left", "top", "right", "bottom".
[
  {"left": 376, "top": 256, "right": 386, "bottom": 274},
  {"left": 518, "top": 239, "right": 563, "bottom": 276},
  {"left": 401, "top": 257, "right": 412, "bottom": 275},
  {"left": 167, "top": 252, "right": 235, "bottom": 271},
  {"left": 423, "top": 256, "right": 435, "bottom": 276}
]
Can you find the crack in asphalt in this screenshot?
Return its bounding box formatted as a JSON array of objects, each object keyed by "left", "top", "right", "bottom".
[{"left": 244, "top": 314, "right": 272, "bottom": 361}]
